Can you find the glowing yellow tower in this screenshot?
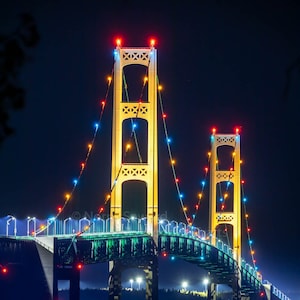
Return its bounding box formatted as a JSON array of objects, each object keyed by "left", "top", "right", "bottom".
[
  {"left": 110, "top": 41, "right": 158, "bottom": 244},
  {"left": 209, "top": 130, "right": 241, "bottom": 267}
]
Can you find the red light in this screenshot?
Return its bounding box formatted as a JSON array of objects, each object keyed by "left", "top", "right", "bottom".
[
  {"left": 204, "top": 167, "right": 208, "bottom": 172},
  {"left": 57, "top": 206, "right": 62, "bottom": 213},
  {"left": 99, "top": 207, "right": 104, "bottom": 214},
  {"left": 1, "top": 267, "right": 8, "bottom": 274},
  {"left": 162, "top": 252, "right": 167, "bottom": 257},
  {"left": 211, "top": 127, "right": 217, "bottom": 134},
  {"left": 115, "top": 38, "right": 122, "bottom": 47},
  {"left": 149, "top": 38, "right": 156, "bottom": 47},
  {"left": 76, "top": 263, "right": 83, "bottom": 270},
  {"left": 260, "top": 291, "right": 265, "bottom": 297},
  {"left": 234, "top": 126, "right": 241, "bottom": 134}
]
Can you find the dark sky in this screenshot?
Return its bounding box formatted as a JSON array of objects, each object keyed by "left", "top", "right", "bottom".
[{"left": 0, "top": 0, "right": 299, "bottom": 298}]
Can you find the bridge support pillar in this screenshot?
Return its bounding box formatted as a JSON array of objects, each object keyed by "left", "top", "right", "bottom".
[
  {"left": 145, "top": 257, "right": 158, "bottom": 300},
  {"left": 53, "top": 266, "right": 80, "bottom": 300},
  {"left": 232, "top": 276, "right": 242, "bottom": 300},
  {"left": 53, "top": 238, "right": 80, "bottom": 300},
  {"left": 108, "top": 257, "right": 158, "bottom": 300},
  {"left": 207, "top": 282, "right": 217, "bottom": 300},
  {"left": 108, "top": 261, "right": 122, "bottom": 300}
]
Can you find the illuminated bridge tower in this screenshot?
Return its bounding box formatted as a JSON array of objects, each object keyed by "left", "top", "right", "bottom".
[
  {"left": 108, "top": 41, "right": 158, "bottom": 300},
  {"left": 209, "top": 130, "right": 242, "bottom": 299}
]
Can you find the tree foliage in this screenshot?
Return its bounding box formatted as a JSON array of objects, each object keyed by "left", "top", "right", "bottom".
[{"left": 0, "top": 13, "right": 39, "bottom": 144}]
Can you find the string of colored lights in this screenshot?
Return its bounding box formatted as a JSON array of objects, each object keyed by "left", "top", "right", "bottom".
[
  {"left": 34, "top": 72, "right": 114, "bottom": 235},
  {"left": 58, "top": 56, "right": 151, "bottom": 238},
  {"left": 191, "top": 164, "right": 209, "bottom": 226},
  {"left": 157, "top": 76, "right": 189, "bottom": 224},
  {"left": 241, "top": 175, "right": 259, "bottom": 273}
]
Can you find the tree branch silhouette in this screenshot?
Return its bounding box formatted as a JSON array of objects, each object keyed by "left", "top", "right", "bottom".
[{"left": 0, "top": 13, "right": 39, "bottom": 144}]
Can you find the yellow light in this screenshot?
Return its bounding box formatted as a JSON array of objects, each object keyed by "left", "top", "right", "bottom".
[
  {"left": 40, "top": 224, "right": 45, "bottom": 229},
  {"left": 107, "top": 76, "right": 112, "bottom": 83},
  {"left": 207, "top": 152, "right": 211, "bottom": 157},
  {"left": 88, "top": 143, "right": 92, "bottom": 150},
  {"left": 144, "top": 76, "right": 148, "bottom": 83},
  {"left": 198, "top": 193, "right": 202, "bottom": 199},
  {"left": 183, "top": 207, "right": 187, "bottom": 211},
  {"left": 232, "top": 152, "right": 236, "bottom": 157},
  {"left": 158, "top": 85, "right": 162, "bottom": 91},
  {"left": 65, "top": 193, "right": 71, "bottom": 201},
  {"left": 171, "top": 159, "right": 176, "bottom": 165},
  {"left": 245, "top": 213, "right": 249, "bottom": 218},
  {"left": 216, "top": 160, "right": 218, "bottom": 164},
  {"left": 251, "top": 250, "right": 255, "bottom": 255},
  {"left": 84, "top": 226, "right": 89, "bottom": 231},
  {"left": 224, "top": 193, "right": 228, "bottom": 199},
  {"left": 240, "top": 160, "right": 243, "bottom": 164},
  {"left": 126, "top": 143, "right": 131, "bottom": 150}
]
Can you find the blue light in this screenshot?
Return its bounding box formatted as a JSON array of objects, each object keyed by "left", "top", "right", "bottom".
[
  {"left": 94, "top": 122, "right": 99, "bottom": 129},
  {"left": 243, "top": 197, "right": 247, "bottom": 202},
  {"left": 226, "top": 181, "right": 231, "bottom": 188},
  {"left": 113, "top": 49, "right": 119, "bottom": 60},
  {"left": 179, "top": 193, "right": 183, "bottom": 199},
  {"left": 219, "top": 198, "right": 224, "bottom": 202},
  {"left": 166, "top": 137, "right": 172, "bottom": 144},
  {"left": 132, "top": 123, "right": 137, "bottom": 130},
  {"left": 171, "top": 256, "right": 175, "bottom": 261},
  {"left": 201, "top": 180, "right": 205, "bottom": 187},
  {"left": 73, "top": 179, "right": 78, "bottom": 186}
]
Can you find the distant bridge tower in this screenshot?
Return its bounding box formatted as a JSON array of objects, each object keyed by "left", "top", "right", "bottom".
[
  {"left": 209, "top": 130, "right": 242, "bottom": 298},
  {"left": 110, "top": 41, "right": 158, "bottom": 243},
  {"left": 109, "top": 41, "right": 158, "bottom": 300}
]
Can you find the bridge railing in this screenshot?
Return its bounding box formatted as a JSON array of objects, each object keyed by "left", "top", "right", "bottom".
[
  {"left": 0, "top": 215, "right": 255, "bottom": 277},
  {"left": 0, "top": 215, "right": 289, "bottom": 300}
]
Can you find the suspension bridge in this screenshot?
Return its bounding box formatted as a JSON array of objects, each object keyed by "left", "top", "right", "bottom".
[{"left": 0, "top": 40, "right": 291, "bottom": 300}]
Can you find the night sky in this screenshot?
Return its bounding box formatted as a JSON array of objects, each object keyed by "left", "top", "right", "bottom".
[{"left": 0, "top": 0, "right": 299, "bottom": 298}]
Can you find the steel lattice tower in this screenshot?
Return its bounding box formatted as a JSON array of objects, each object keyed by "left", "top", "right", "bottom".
[
  {"left": 108, "top": 42, "right": 159, "bottom": 300},
  {"left": 110, "top": 43, "right": 158, "bottom": 244},
  {"left": 209, "top": 131, "right": 242, "bottom": 265}
]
